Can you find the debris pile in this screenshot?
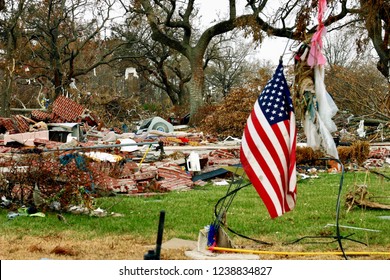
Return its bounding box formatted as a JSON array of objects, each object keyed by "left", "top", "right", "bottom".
[
  {"left": 0, "top": 95, "right": 389, "bottom": 214},
  {"left": 363, "top": 147, "right": 390, "bottom": 168},
  {"left": 0, "top": 96, "right": 245, "bottom": 212}
]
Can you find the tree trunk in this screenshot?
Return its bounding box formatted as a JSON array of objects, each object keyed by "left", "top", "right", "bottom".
[
  {"left": 1, "top": 66, "right": 12, "bottom": 117},
  {"left": 187, "top": 60, "right": 205, "bottom": 123},
  {"left": 164, "top": 86, "right": 179, "bottom": 105},
  {"left": 1, "top": 38, "right": 16, "bottom": 117},
  {"left": 178, "top": 81, "right": 190, "bottom": 106},
  {"left": 52, "top": 32, "right": 63, "bottom": 100},
  {"left": 53, "top": 66, "right": 63, "bottom": 100},
  {"left": 359, "top": 0, "right": 389, "bottom": 80}
]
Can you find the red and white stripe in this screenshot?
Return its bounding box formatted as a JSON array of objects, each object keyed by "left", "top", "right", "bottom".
[{"left": 240, "top": 98, "right": 297, "bottom": 218}]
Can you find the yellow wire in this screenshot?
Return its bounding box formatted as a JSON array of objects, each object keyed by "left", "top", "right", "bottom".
[
  {"left": 209, "top": 246, "right": 390, "bottom": 256},
  {"left": 138, "top": 144, "right": 152, "bottom": 168}
]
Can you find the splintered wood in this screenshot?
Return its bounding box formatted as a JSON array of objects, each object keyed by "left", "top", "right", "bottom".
[{"left": 346, "top": 184, "right": 390, "bottom": 212}]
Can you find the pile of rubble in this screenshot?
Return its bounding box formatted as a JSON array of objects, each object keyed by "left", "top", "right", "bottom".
[
  {"left": 0, "top": 95, "right": 389, "bottom": 213},
  {"left": 364, "top": 146, "right": 390, "bottom": 168},
  {"left": 0, "top": 96, "right": 243, "bottom": 212}
]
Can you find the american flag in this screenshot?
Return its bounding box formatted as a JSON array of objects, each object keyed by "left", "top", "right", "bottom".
[{"left": 240, "top": 60, "right": 297, "bottom": 218}]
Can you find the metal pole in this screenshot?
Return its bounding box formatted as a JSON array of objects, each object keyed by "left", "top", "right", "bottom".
[
  {"left": 155, "top": 210, "right": 165, "bottom": 260},
  {"left": 144, "top": 210, "right": 165, "bottom": 260},
  {"left": 43, "top": 141, "right": 160, "bottom": 152}
]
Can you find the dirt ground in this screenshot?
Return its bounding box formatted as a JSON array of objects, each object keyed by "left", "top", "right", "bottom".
[
  {"left": 1, "top": 231, "right": 389, "bottom": 260},
  {"left": 0, "top": 232, "right": 184, "bottom": 260}
]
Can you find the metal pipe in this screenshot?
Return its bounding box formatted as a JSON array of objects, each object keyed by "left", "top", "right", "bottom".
[
  {"left": 43, "top": 141, "right": 160, "bottom": 152},
  {"left": 325, "top": 223, "right": 381, "bottom": 233},
  {"left": 155, "top": 210, "right": 166, "bottom": 260}
]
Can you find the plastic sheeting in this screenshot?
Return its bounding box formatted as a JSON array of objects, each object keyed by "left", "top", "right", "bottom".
[
  {"left": 301, "top": 66, "right": 339, "bottom": 159},
  {"left": 314, "top": 66, "right": 338, "bottom": 133}
]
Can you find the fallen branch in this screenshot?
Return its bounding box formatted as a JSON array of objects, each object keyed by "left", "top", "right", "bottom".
[{"left": 346, "top": 185, "right": 390, "bottom": 211}]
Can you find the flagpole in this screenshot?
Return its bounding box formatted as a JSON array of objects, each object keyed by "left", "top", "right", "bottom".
[{"left": 280, "top": 30, "right": 293, "bottom": 63}]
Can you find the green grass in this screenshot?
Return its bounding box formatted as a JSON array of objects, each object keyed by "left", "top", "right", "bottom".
[{"left": 1, "top": 168, "right": 389, "bottom": 250}]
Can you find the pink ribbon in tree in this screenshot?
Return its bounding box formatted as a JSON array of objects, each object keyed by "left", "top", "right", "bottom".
[{"left": 307, "top": 0, "right": 327, "bottom": 67}]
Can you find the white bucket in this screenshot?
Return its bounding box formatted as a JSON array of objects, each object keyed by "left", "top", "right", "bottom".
[{"left": 187, "top": 152, "right": 201, "bottom": 171}]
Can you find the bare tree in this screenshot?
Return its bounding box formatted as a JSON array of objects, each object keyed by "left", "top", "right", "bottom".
[
  {"left": 0, "top": 0, "right": 27, "bottom": 117},
  {"left": 137, "top": 45, "right": 192, "bottom": 106},
  {"left": 205, "top": 33, "right": 255, "bottom": 100},
  {"left": 114, "top": 22, "right": 191, "bottom": 106},
  {"left": 20, "top": 0, "right": 127, "bottom": 100},
  {"left": 1, "top": 0, "right": 387, "bottom": 120},
  {"left": 357, "top": 0, "right": 389, "bottom": 80},
  {"left": 324, "top": 31, "right": 358, "bottom": 68},
  {"left": 326, "top": 63, "right": 389, "bottom": 121},
  {"left": 119, "top": 0, "right": 352, "bottom": 122}
]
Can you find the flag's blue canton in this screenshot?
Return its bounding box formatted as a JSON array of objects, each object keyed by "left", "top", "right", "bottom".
[{"left": 258, "top": 64, "right": 294, "bottom": 125}]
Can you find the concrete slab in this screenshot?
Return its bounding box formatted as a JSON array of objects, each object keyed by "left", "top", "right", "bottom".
[
  {"left": 187, "top": 228, "right": 260, "bottom": 260},
  {"left": 4, "top": 130, "right": 49, "bottom": 146},
  {"left": 162, "top": 238, "right": 197, "bottom": 250},
  {"left": 185, "top": 249, "right": 260, "bottom": 260}
]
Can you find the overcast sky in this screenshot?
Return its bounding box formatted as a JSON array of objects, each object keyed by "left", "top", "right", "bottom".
[{"left": 196, "top": 0, "right": 294, "bottom": 65}]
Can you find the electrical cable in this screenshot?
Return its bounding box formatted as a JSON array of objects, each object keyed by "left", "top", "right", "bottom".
[
  {"left": 332, "top": 157, "right": 348, "bottom": 259},
  {"left": 212, "top": 169, "right": 272, "bottom": 246},
  {"left": 287, "top": 157, "right": 367, "bottom": 260},
  {"left": 211, "top": 157, "right": 369, "bottom": 258}
]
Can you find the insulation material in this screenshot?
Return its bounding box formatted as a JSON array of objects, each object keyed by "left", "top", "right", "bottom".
[{"left": 83, "top": 151, "right": 123, "bottom": 163}]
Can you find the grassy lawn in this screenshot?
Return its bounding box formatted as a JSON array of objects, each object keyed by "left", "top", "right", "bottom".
[{"left": 0, "top": 168, "right": 389, "bottom": 259}]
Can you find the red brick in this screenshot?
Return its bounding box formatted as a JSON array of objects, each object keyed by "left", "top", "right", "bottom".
[
  {"left": 12, "top": 115, "right": 30, "bottom": 133},
  {"left": 0, "top": 118, "right": 16, "bottom": 132},
  {"left": 133, "top": 171, "right": 157, "bottom": 181},
  {"left": 209, "top": 149, "right": 236, "bottom": 159},
  {"left": 31, "top": 110, "right": 52, "bottom": 121},
  {"left": 52, "top": 95, "right": 85, "bottom": 122}
]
